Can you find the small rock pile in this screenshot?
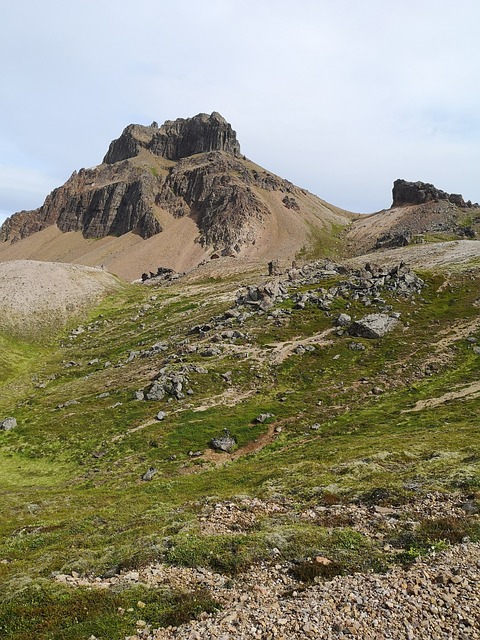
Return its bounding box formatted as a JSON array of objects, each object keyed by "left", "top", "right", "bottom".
[
  {"left": 198, "top": 497, "right": 289, "bottom": 535},
  {"left": 127, "top": 342, "right": 169, "bottom": 362},
  {"left": 137, "top": 365, "right": 208, "bottom": 402}
]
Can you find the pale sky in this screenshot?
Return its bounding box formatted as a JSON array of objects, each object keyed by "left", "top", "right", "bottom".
[{"left": 1, "top": 0, "right": 480, "bottom": 225}]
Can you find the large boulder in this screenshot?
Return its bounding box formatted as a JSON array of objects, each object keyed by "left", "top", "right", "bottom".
[{"left": 349, "top": 314, "right": 399, "bottom": 339}]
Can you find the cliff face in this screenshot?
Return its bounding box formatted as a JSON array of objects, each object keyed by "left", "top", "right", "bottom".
[
  {"left": 155, "top": 152, "right": 272, "bottom": 252},
  {"left": 0, "top": 163, "right": 162, "bottom": 242},
  {"left": 103, "top": 112, "right": 241, "bottom": 164},
  {"left": 0, "top": 113, "right": 253, "bottom": 248},
  {"left": 0, "top": 112, "right": 354, "bottom": 274}
]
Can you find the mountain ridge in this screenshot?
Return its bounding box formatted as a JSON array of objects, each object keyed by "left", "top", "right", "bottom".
[{"left": 0, "top": 112, "right": 354, "bottom": 279}]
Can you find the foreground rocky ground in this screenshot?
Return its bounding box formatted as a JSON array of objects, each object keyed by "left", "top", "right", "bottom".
[
  {"left": 55, "top": 493, "right": 480, "bottom": 639},
  {"left": 0, "top": 249, "right": 478, "bottom": 639},
  {"left": 146, "top": 543, "right": 480, "bottom": 640},
  {"left": 69, "top": 542, "right": 480, "bottom": 640}
]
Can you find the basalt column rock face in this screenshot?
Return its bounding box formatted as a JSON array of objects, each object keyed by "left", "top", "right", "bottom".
[
  {"left": 0, "top": 163, "right": 162, "bottom": 242},
  {"left": 103, "top": 112, "right": 241, "bottom": 164}
]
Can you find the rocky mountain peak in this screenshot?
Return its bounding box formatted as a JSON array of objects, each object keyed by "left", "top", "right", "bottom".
[
  {"left": 392, "top": 179, "right": 473, "bottom": 208},
  {"left": 103, "top": 111, "right": 241, "bottom": 164}
]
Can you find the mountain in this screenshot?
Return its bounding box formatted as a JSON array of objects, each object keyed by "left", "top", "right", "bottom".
[
  {"left": 346, "top": 178, "right": 480, "bottom": 254},
  {"left": 0, "top": 112, "right": 353, "bottom": 280},
  {"left": 1, "top": 120, "right": 480, "bottom": 635}
]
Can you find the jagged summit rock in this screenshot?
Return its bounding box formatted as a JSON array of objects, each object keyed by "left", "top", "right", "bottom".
[
  {"left": 392, "top": 179, "right": 473, "bottom": 209},
  {"left": 103, "top": 112, "right": 241, "bottom": 164},
  {"left": 0, "top": 112, "right": 353, "bottom": 280}
]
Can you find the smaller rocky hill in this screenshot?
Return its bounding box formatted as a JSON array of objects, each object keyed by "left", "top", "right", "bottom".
[{"left": 347, "top": 179, "right": 480, "bottom": 255}]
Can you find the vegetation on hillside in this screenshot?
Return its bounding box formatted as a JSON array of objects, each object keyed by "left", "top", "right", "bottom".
[{"left": 0, "top": 258, "right": 479, "bottom": 639}]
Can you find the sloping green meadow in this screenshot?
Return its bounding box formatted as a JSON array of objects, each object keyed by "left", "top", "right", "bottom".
[{"left": 0, "top": 264, "right": 479, "bottom": 638}]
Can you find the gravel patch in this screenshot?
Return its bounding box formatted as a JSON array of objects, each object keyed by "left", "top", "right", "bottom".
[
  {"left": 148, "top": 543, "right": 480, "bottom": 640},
  {"left": 0, "top": 259, "right": 120, "bottom": 334}
]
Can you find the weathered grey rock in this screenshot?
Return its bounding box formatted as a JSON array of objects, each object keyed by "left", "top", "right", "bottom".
[
  {"left": 163, "top": 375, "right": 185, "bottom": 400},
  {"left": 156, "top": 411, "right": 167, "bottom": 421},
  {"left": 238, "top": 280, "right": 287, "bottom": 312},
  {"left": 255, "top": 413, "right": 274, "bottom": 424},
  {"left": 0, "top": 417, "right": 17, "bottom": 431},
  {"left": 140, "top": 342, "right": 168, "bottom": 358},
  {"left": 145, "top": 382, "right": 166, "bottom": 401},
  {"left": 56, "top": 400, "right": 80, "bottom": 409},
  {"left": 335, "top": 313, "right": 351, "bottom": 327},
  {"left": 141, "top": 467, "right": 157, "bottom": 481},
  {"left": 201, "top": 347, "right": 222, "bottom": 357},
  {"left": 210, "top": 430, "right": 236, "bottom": 452},
  {"left": 349, "top": 313, "right": 399, "bottom": 339}
]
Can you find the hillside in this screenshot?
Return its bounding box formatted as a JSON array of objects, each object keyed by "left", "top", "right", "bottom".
[
  {"left": 346, "top": 179, "right": 480, "bottom": 255},
  {"left": 0, "top": 260, "right": 122, "bottom": 338},
  {"left": 0, "top": 113, "right": 353, "bottom": 280},
  {"left": 0, "top": 242, "right": 478, "bottom": 638}
]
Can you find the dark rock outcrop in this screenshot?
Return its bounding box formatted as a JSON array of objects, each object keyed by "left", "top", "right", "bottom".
[
  {"left": 0, "top": 112, "right": 299, "bottom": 253},
  {"left": 0, "top": 163, "right": 162, "bottom": 242},
  {"left": 375, "top": 232, "right": 411, "bottom": 250},
  {"left": 392, "top": 179, "right": 472, "bottom": 208},
  {"left": 104, "top": 112, "right": 241, "bottom": 164},
  {"left": 210, "top": 430, "right": 236, "bottom": 452},
  {"left": 155, "top": 151, "right": 270, "bottom": 252}
]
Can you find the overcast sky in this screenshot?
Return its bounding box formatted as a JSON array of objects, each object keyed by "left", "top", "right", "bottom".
[{"left": 1, "top": 0, "right": 480, "bottom": 225}]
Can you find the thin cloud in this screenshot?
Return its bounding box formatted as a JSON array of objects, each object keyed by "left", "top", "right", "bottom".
[{"left": 1, "top": 0, "right": 480, "bottom": 223}]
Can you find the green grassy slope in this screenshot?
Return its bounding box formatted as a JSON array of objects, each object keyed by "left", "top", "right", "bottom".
[{"left": 0, "top": 261, "right": 479, "bottom": 638}]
